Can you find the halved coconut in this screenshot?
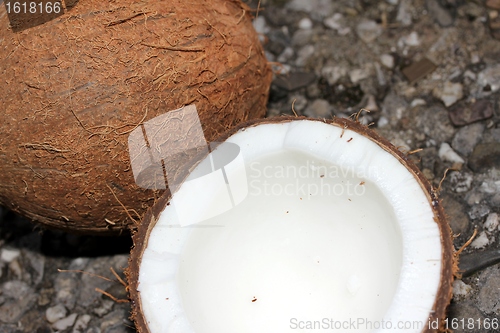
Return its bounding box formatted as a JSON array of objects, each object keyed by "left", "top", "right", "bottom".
[{"left": 128, "top": 117, "right": 454, "bottom": 333}]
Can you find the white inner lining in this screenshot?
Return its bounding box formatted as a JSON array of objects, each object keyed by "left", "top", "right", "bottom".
[{"left": 138, "top": 120, "right": 442, "bottom": 333}]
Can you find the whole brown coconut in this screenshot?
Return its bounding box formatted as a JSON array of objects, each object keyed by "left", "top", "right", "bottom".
[{"left": 0, "top": 0, "right": 272, "bottom": 234}]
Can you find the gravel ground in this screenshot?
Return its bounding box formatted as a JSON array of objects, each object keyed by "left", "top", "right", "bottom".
[{"left": 1, "top": 0, "right": 500, "bottom": 332}]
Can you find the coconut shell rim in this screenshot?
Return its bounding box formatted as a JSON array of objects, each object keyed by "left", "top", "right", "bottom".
[{"left": 127, "top": 115, "right": 455, "bottom": 333}]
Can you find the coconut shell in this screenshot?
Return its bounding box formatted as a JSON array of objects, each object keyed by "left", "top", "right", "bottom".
[
  {"left": 0, "top": 0, "right": 272, "bottom": 234},
  {"left": 128, "top": 116, "right": 455, "bottom": 333}
]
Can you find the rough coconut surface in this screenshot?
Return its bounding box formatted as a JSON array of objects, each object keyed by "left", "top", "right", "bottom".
[
  {"left": 128, "top": 117, "right": 454, "bottom": 333},
  {"left": 0, "top": 0, "right": 271, "bottom": 234}
]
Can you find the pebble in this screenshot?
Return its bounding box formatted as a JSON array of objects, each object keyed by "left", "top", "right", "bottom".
[
  {"left": 349, "top": 67, "right": 370, "bottom": 84},
  {"left": 412, "top": 105, "right": 455, "bottom": 143},
  {"left": 295, "top": 44, "right": 315, "bottom": 66},
  {"left": 452, "top": 280, "right": 472, "bottom": 298},
  {"left": 323, "top": 13, "right": 351, "bottom": 35},
  {"left": 471, "top": 231, "right": 490, "bottom": 249},
  {"left": 52, "top": 313, "right": 78, "bottom": 331},
  {"left": 273, "top": 72, "right": 316, "bottom": 92},
  {"left": 356, "top": 20, "right": 383, "bottom": 43},
  {"left": 468, "top": 204, "right": 491, "bottom": 220},
  {"left": 277, "top": 47, "right": 294, "bottom": 63},
  {"left": 468, "top": 143, "right": 500, "bottom": 173},
  {"left": 72, "top": 314, "right": 91, "bottom": 333},
  {"left": 410, "top": 98, "right": 426, "bottom": 107},
  {"left": 487, "top": 0, "right": 500, "bottom": 10},
  {"left": 321, "top": 66, "right": 347, "bottom": 85},
  {"left": 479, "top": 180, "right": 500, "bottom": 194},
  {"left": 0, "top": 281, "right": 36, "bottom": 323},
  {"left": 286, "top": 0, "right": 334, "bottom": 19},
  {"left": 478, "top": 266, "right": 500, "bottom": 314},
  {"left": 46, "top": 304, "right": 67, "bottom": 324},
  {"left": 426, "top": 0, "right": 454, "bottom": 27},
  {"left": 477, "top": 64, "right": 500, "bottom": 95},
  {"left": 449, "top": 171, "right": 473, "bottom": 193},
  {"left": 484, "top": 213, "right": 499, "bottom": 232},
  {"left": 402, "top": 31, "right": 420, "bottom": 47},
  {"left": 298, "top": 17, "right": 313, "bottom": 30},
  {"left": 438, "top": 142, "right": 465, "bottom": 164},
  {"left": 0, "top": 248, "right": 20, "bottom": 263},
  {"left": 451, "top": 122, "right": 485, "bottom": 157},
  {"left": 396, "top": 0, "right": 413, "bottom": 26},
  {"left": 441, "top": 194, "right": 469, "bottom": 235},
  {"left": 432, "top": 81, "right": 463, "bottom": 107},
  {"left": 364, "top": 95, "right": 379, "bottom": 112},
  {"left": 448, "top": 99, "right": 494, "bottom": 126},
  {"left": 381, "top": 91, "right": 408, "bottom": 127},
  {"left": 304, "top": 99, "right": 332, "bottom": 118},
  {"left": 380, "top": 54, "right": 394, "bottom": 69},
  {"left": 252, "top": 16, "right": 268, "bottom": 35}
]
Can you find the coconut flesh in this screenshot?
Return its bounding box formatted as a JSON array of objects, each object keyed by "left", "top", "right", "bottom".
[{"left": 129, "top": 118, "right": 453, "bottom": 333}]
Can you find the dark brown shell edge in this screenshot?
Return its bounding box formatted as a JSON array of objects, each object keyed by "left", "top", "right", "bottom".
[{"left": 127, "top": 115, "right": 455, "bottom": 333}]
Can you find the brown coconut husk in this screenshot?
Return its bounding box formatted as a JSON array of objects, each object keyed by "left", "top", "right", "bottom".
[
  {"left": 127, "top": 116, "right": 455, "bottom": 333},
  {"left": 0, "top": 0, "right": 272, "bottom": 234}
]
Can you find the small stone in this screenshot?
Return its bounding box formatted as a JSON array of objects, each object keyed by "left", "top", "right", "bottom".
[
  {"left": 469, "top": 204, "right": 491, "bottom": 220},
  {"left": 286, "top": 0, "right": 334, "bottom": 19},
  {"left": 252, "top": 16, "right": 268, "bottom": 35},
  {"left": 449, "top": 171, "right": 473, "bottom": 193},
  {"left": 439, "top": 142, "right": 465, "bottom": 164},
  {"left": 448, "top": 99, "right": 494, "bottom": 126},
  {"left": 426, "top": 0, "right": 454, "bottom": 27},
  {"left": 72, "top": 314, "right": 91, "bottom": 333},
  {"left": 0, "top": 281, "right": 36, "bottom": 323},
  {"left": 484, "top": 213, "right": 499, "bottom": 232},
  {"left": 46, "top": 304, "right": 67, "bottom": 324},
  {"left": 277, "top": 47, "right": 295, "bottom": 63},
  {"left": 349, "top": 68, "right": 370, "bottom": 84},
  {"left": 321, "top": 66, "right": 347, "bottom": 85},
  {"left": 468, "top": 143, "right": 500, "bottom": 173},
  {"left": 402, "top": 57, "right": 436, "bottom": 83},
  {"left": 295, "top": 44, "right": 315, "bottom": 66},
  {"left": 396, "top": 0, "right": 413, "bottom": 26},
  {"left": 453, "top": 280, "right": 472, "bottom": 298},
  {"left": 441, "top": 194, "right": 469, "bottom": 235},
  {"left": 478, "top": 266, "right": 500, "bottom": 314},
  {"left": 364, "top": 95, "right": 378, "bottom": 112},
  {"left": 298, "top": 17, "right": 313, "bottom": 30},
  {"left": 486, "top": 0, "right": 500, "bottom": 10},
  {"left": 323, "top": 13, "right": 351, "bottom": 35},
  {"left": 0, "top": 248, "right": 20, "bottom": 263},
  {"left": 402, "top": 31, "right": 420, "bottom": 46},
  {"left": 471, "top": 231, "right": 490, "bottom": 249},
  {"left": 433, "top": 81, "right": 463, "bottom": 107},
  {"left": 356, "top": 19, "right": 383, "bottom": 43},
  {"left": 451, "top": 122, "right": 485, "bottom": 157},
  {"left": 477, "top": 64, "right": 500, "bottom": 94},
  {"left": 304, "top": 99, "right": 332, "bottom": 118},
  {"left": 410, "top": 98, "right": 426, "bottom": 107},
  {"left": 380, "top": 54, "right": 394, "bottom": 69},
  {"left": 52, "top": 313, "right": 78, "bottom": 331},
  {"left": 273, "top": 72, "right": 317, "bottom": 92},
  {"left": 93, "top": 299, "right": 115, "bottom": 318},
  {"left": 412, "top": 105, "right": 456, "bottom": 143}
]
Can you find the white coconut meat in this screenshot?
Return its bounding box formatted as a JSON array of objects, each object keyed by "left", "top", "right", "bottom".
[{"left": 137, "top": 120, "right": 442, "bottom": 333}]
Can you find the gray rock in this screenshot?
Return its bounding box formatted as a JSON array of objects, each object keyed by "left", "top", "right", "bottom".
[
  {"left": 295, "top": 44, "right": 315, "bottom": 66},
  {"left": 72, "top": 314, "right": 92, "bottom": 333},
  {"left": 468, "top": 143, "right": 500, "bottom": 173},
  {"left": 304, "top": 99, "right": 332, "bottom": 118},
  {"left": 298, "top": 17, "right": 313, "bottom": 30},
  {"left": 477, "top": 265, "right": 500, "bottom": 314},
  {"left": 0, "top": 281, "right": 36, "bottom": 323},
  {"left": 356, "top": 20, "right": 383, "bottom": 43},
  {"left": 432, "top": 81, "right": 463, "bottom": 107},
  {"left": 53, "top": 313, "right": 78, "bottom": 331},
  {"left": 426, "top": 0, "right": 454, "bottom": 27},
  {"left": 46, "top": 304, "right": 67, "bottom": 323},
  {"left": 441, "top": 194, "right": 469, "bottom": 235},
  {"left": 396, "top": 0, "right": 413, "bottom": 26},
  {"left": 412, "top": 105, "right": 456, "bottom": 143},
  {"left": 380, "top": 54, "right": 394, "bottom": 69},
  {"left": 381, "top": 91, "right": 408, "bottom": 127},
  {"left": 438, "top": 142, "right": 465, "bottom": 164},
  {"left": 100, "top": 309, "right": 133, "bottom": 333},
  {"left": 451, "top": 123, "right": 485, "bottom": 157},
  {"left": 286, "top": 0, "right": 334, "bottom": 19},
  {"left": 0, "top": 248, "right": 20, "bottom": 263},
  {"left": 468, "top": 204, "right": 491, "bottom": 220},
  {"left": 449, "top": 171, "right": 473, "bottom": 193}
]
